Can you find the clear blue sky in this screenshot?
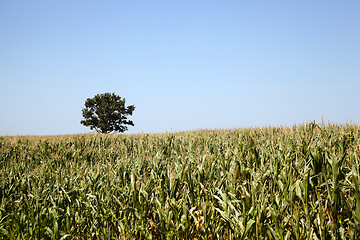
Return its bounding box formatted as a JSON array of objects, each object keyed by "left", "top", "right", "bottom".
[{"left": 1, "top": 1, "right": 359, "bottom": 135}]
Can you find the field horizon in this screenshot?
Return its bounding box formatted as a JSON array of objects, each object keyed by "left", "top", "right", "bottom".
[{"left": 2, "top": 120, "right": 358, "bottom": 138}]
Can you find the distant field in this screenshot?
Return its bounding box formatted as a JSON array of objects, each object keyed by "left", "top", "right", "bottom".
[{"left": 1, "top": 123, "right": 360, "bottom": 239}]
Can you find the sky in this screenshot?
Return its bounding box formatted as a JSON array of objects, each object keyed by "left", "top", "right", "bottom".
[{"left": 1, "top": 1, "right": 359, "bottom": 135}]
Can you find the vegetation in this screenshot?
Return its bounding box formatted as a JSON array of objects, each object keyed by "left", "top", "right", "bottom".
[
  {"left": 80, "top": 93, "right": 135, "bottom": 134},
  {"left": 1, "top": 123, "right": 360, "bottom": 239}
]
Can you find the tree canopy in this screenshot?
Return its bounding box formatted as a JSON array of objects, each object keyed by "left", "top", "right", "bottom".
[{"left": 80, "top": 93, "right": 135, "bottom": 134}]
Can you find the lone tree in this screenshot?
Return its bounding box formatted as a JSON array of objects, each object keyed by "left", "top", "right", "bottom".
[{"left": 80, "top": 93, "right": 135, "bottom": 134}]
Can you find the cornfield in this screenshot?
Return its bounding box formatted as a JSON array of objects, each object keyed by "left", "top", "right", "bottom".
[{"left": 1, "top": 123, "right": 360, "bottom": 239}]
